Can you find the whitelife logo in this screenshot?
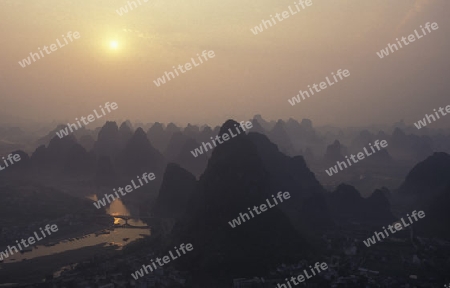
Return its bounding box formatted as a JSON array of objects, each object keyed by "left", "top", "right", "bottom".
[
  {"left": 0, "top": 153, "right": 21, "bottom": 172},
  {"left": 413, "top": 104, "right": 450, "bottom": 129},
  {"left": 325, "top": 140, "right": 388, "bottom": 176},
  {"left": 153, "top": 50, "right": 216, "bottom": 87},
  {"left": 363, "top": 210, "right": 425, "bottom": 247},
  {"left": 250, "top": 0, "right": 313, "bottom": 35},
  {"left": 228, "top": 192, "right": 291, "bottom": 228},
  {"left": 93, "top": 172, "right": 155, "bottom": 209},
  {"left": 18, "top": 31, "right": 81, "bottom": 68},
  {"left": 190, "top": 120, "right": 253, "bottom": 158},
  {"left": 376, "top": 22, "right": 439, "bottom": 59},
  {"left": 131, "top": 243, "right": 193, "bottom": 280},
  {"left": 116, "top": 0, "right": 149, "bottom": 16},
  {"left": 0, "top": 224, "right": 58, "bottom": 261},
  {"left": 275, "top": 261, "right": 328, "bottom": 287},
  {"left": 55, "top": 102, "right": 118, "bottom": 139},
  {"left": 288, "top": 69, "right": 350, "bottom": 106}
]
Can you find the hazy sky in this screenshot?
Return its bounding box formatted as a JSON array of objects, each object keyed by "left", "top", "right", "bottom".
[{"left": 1, "top": 0, "right": 449, "bottom": 128}]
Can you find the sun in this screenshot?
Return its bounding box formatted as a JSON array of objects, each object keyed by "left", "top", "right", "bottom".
[{"left": 110, "top": 41, "right": 119, "bottom": 49}]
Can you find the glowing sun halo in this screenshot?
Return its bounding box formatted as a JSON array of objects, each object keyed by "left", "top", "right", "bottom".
[{"left": 110, "top": 41, "right": 119, "bottom": 49}]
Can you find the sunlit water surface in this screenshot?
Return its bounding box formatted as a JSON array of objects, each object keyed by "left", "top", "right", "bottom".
[{"left": 2, "top": 196, "right": 150, "bottom": 264}]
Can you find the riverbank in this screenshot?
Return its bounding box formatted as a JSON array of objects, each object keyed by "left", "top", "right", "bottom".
[{"left": 0, "top": 243, "right": 119, "bottom": 284}]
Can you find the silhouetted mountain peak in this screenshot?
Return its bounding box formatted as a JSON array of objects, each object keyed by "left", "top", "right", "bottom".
[
  {"left": 201, "top": 125, "right": 212, "bottom": 134},
  {"left": 118, "top": 122, "right": 133, "bottom": 148},
  {"left": 400, "top": 152, "right": 450, "bottom": 195},
  {"left": 173, "top": 122, "right": 304, "bottom": 277},
  {"left": 253, "top": 114, "right": 272, "bottom": 131},
  {"left": 166, "top": 122, "right": 180, "bottom": 133},
  {"left": 368, "top": 188, "right": 390, "bottom": 204},
  {"left": 119, "top": 121, "right": 133, "bottom": 134},
  {"left": 392, "top": 127, "right": 406, "bottom": 138},
  {"left": 218, "top": 119, "right": 244, "bottom": 137},
  {"left": 324, "top": 140, "right": 346, "bottom": 163},
  {"left": 148, "top": 122, "right": 164, "bottom": 133},
  {"left": 272, "top": 119, "right": 286, "bottom": 130},
  {"left": 329, "top": 184, "right": 395, "bottom": 224},
  {"left": 132, "top": 127, "right": 148, "bottom": 142},
  {"left": 164, "top": 132, "right": 189, "bottom": 161},
  {"left": 98, "top": 121, "right": 119, "bottom": 137},
  {"left": 63, "top": 144, "right": 95, "bottom": 176},
  {"left": 115, "top": 127, "right": 165, "bottom": 177},
  {"left": 300, "top": 119, "right": 313, "bottom": 130},
  {"left": 48, "top": 134, "right": 77, "bottom": 150},
  {"left": 250, "top": 119, "right": 265, "bottom": 134},
  {"left": 333, "top": 183, "right": 362, "bottom": 201},
  {"left": 185, "top": 123, "right": 199, "bottom": 132},
  {"left": 174, "top": 137, "right": 209, "bottom": 177},
  {"left": 153, "top": 163, "right": 196, "bottom": 218},
  {"left": 93, "top": 121, "right": 120, "bottom": 157}
]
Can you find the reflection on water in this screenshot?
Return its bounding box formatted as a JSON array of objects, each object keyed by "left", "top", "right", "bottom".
[
  {"left": 114, "top": 217, "right": 122, "bottom": 225},
  {"left": 3, "top": 198, "right": 150, "bottom": 264},
  {"left": 107, "top": 196, "right": 148, "bottom": 226}
]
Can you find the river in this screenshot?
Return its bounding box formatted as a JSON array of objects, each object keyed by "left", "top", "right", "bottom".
[{"left": 1, "top": 197, "right": 150, "bottom": 264}]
